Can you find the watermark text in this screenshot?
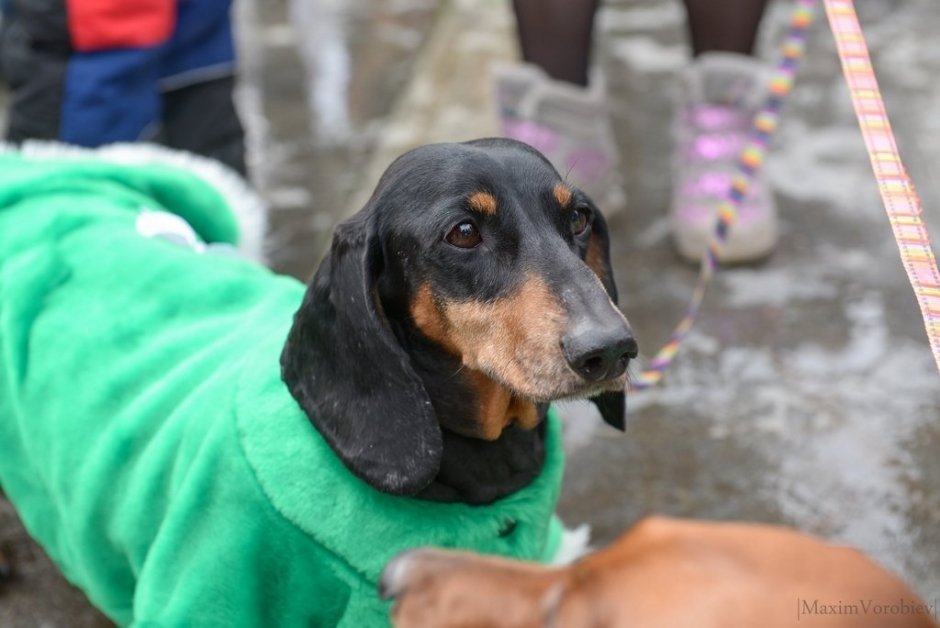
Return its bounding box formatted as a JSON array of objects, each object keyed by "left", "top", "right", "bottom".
[{"left": 797, "top": 597, "right": 938, "bottom": 622}]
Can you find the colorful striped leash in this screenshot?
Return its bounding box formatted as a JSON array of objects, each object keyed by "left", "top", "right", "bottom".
[
  {"left": 630, "top": 0, "right": 817, "bottom": 391},
  {"left": 823, "top": 0, "right": 940, "bottom": 375}
]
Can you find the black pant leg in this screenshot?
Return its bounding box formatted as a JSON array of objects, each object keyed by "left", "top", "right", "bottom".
[{"left": 161, "top": 75, "right": 247, "bottom": 176}]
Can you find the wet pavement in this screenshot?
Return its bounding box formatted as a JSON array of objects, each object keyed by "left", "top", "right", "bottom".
[
  {"left": 576, "top": 0, "right": 940, "bottom": 602},
  {"left": 1, "top": 0, "right": 939, "bottom": 624}
]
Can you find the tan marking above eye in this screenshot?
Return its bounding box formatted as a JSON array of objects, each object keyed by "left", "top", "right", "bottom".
[
  {"left": 553, "top": 183, "right": 573, "bottom": 208},
  {"left": 467, "top": 191, "right": 498, "bottom": 215}
]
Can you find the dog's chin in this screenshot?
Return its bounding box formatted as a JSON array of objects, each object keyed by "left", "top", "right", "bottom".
[
  {"left": 499, "top": 372, "right": 628, "bottom": 405},
  {"left": 551, "top": 375, "right": 627, "bottom": 401},
  {"left": 553, "top": 376, "right": 628, "bottom": 403}
]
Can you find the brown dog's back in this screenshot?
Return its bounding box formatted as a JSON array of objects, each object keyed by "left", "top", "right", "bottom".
[{"left": 384, "top": 517, "right": 936, "bottom": 628}]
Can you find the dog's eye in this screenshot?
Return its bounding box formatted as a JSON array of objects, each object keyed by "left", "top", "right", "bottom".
[
  {"left": 446, "top": 221, "right": 482, "bottom": 248},
  {"left": 569, "top": 207, "right": 590, "bottom": 236}
]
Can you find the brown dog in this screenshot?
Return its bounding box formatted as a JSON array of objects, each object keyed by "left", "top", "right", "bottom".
[{"left": 381, "top": 516, "right": 937, "bottom": 628}]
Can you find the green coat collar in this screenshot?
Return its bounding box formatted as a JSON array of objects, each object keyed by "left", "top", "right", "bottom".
[{"left": 236, "top": 335, "right": 566, "bottom": 582}]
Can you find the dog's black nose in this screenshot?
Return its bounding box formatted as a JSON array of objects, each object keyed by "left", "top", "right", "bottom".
[{"left": 562, "top": 325, "right": 638, "bottom": 382}]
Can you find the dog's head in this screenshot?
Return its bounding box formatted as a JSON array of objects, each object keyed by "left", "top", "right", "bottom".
[{"left": 281, "top": 138, "right": 636, "bottom": 495}]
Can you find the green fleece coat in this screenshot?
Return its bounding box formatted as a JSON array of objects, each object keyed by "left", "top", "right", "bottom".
[{"left": 0, "top": 147, "right": 565, "bottom": 627}]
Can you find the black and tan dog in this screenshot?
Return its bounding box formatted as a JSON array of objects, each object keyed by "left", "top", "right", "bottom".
[
  {"left": 282, "top": 137, "right": 637, "bottom": 504},
  {"left": 0, "top": 138, "right": 634, "bottom": 625}
]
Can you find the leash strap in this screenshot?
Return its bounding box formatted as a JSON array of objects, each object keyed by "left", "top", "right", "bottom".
[
  {"left": 823, "top": 0, "right": 940, "bottom": 374},
  {"left": 630, "top": 0, "right": 817, "bottom": 390}
]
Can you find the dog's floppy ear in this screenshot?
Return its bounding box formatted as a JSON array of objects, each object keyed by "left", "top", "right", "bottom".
[
  {"left": 281, "top": 211, "right": 442, "bottom": 495},
  {"left": 584, "top": 206, "right": 628, "bottom": 431}
]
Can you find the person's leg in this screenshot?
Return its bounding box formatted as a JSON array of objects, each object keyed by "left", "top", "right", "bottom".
[
  {"left": 511, "top": 0, "right": 599, "bottom": 87},
  {"left": 671, "top": 0, "right": 777, "bottom": 263},
  {"left": 158, "top": 0, "right": 245, "bottom": 175},
  {"left": 499, "top": 0, "right": 626, "bottom": 210},
  {"left": 497, "top": 0, "right": 623, "bottom": 210},
  {"left": 161, "top": 76, "right": 246, "bottom": 176},
  {"left": 0, "top": 0, "right": 71, "bottom": 141},
  {"left": 681, "top": 0, "right": 771, "bottom": 57}
]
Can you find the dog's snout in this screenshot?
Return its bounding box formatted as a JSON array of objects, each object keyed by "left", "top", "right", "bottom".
[{"left": 562, "top": 324, "right": 638, "bottom": 382}]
